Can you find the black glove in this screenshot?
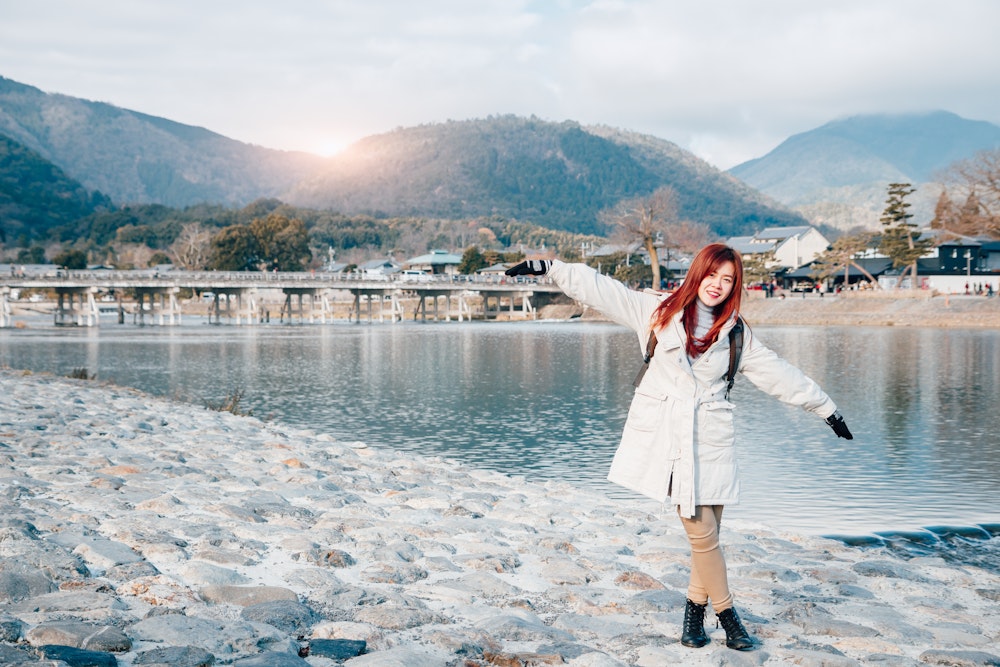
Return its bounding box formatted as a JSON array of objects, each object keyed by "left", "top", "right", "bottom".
[
  {"left": 505, "top": 260, "right": 551, "bottom": 277},
  {"left": 825, "top": 411, "right": 853, "bottom": 440}
]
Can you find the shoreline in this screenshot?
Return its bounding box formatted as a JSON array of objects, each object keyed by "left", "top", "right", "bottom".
[
  {"left": 6, "top": 290, "right": 1000, "bottom": 330},
  {"left": 1, "top": 370, "right": 998, "bottom": 665}
]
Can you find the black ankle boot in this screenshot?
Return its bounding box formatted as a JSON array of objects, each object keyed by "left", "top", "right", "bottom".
[
  {"left": 680, "top": 599, "right": 711, "bottom": 648},
  {"left": 717, "top": 607, "right": 756, "bottom": 650}
]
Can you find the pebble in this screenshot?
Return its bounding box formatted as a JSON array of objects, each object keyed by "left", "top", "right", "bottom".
[{"left": 0, "top": 369, "right": 998, "bottom": 666}]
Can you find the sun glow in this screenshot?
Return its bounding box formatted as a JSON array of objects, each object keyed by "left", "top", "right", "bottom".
[{"left": 311, "top": 137, "right": 350, "bottom": 157}]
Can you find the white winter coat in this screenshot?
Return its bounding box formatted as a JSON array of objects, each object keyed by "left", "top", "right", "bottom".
[{"left": 547, "top": 260, "right": 837, "bottom": 518}]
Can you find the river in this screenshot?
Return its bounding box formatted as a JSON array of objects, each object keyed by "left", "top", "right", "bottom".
[{"left": 2, "top": 316, "right": 999, "bottom": 543}]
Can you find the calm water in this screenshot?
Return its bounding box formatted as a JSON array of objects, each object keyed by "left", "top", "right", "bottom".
[{"left": 2, "top": 317, "right": 999, "bottom": 545}]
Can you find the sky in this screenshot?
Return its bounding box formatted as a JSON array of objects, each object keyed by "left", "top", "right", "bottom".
[{"left": 2, "top": 0, "right": 1000, "bottom": 170}]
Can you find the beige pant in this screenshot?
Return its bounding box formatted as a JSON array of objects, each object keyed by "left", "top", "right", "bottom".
[{"left": 678, "top": 504, "right": 733, "bottom": 613}]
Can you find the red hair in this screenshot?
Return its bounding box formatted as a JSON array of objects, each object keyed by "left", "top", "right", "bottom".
[{"left": 651, "top": 243, "right": 744, "bottom": 357}]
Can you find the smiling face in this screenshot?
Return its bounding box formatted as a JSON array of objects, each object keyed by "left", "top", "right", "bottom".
[{"left": 697, "top": 260, "right": 736, "bottom": 308}]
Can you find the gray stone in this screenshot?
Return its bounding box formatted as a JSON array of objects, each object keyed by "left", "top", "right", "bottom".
[
  {"left": 130, "top": 613, "right": 277, "bottom": 656},
  {"left": 104, "top": 559, "right": 160, "bottom": 582},
  {"left": 71, "top": 537, "right": 144, "bottom": 572},
  {"left": 975, "top": 588, "right": 1000, "bottom": 602},
  {"left": 0, "top": 613, "right": 24, "bottom": 642},
  {"left": 360, "top": 562, "right": 428, "bottom": 584},
  {"left": 540, "top": 558, "right": 594, "bottom": 585},
  {"left": 0, "top": 526, "right": 89, "bottom": 580},
  {"left": 232, "top": 652, "right": 310, "bottom": 666},
  {"left": 129, "top": 615, "right": 225, "bottom": 646},
  {"left": 37, "top": 644, "right": 118, "bottom": 666},
  {"left": 565, "top": 652, "right": 630, "bottom": 667},
  {"left": 11, "top": 590, "right": 129, "bottom": 622},
  {"left": 0, "top": 568, "right": 56, "bottom": 601},
  {"left": 625, "top": 588, "right": 686, "bottom": 612},
  {"left": 178, "top": 562, "right": 250, "bottom": 586},
  {"left": 852, "top": 560, "right": 927, "bottom": 582},
  {"left": 918, "top": 649, "right": 1000, "bottom": 666},
  {"left": 373, "top": 540, "right": 423, "bottom": 563},
  {"left": 296, "top": 547, "right": 355, "bottom": 568},
  {"left": 307, "top": 638, "right": 366, "bottom": 660},
  {"left": 837, "top": 583, "right": 877, "bottom": 599},
  {"left": 199, "top": 584, "right": 299, "bottom": 606},
  {"left": 551, "top": 613, "right": 639, "bottom": 639},
  {"left": 864, "top": 654, "right": 923, "bottom": 665},
  {"left": 352, "top": 604, "right": 442, "bottom": 630},
  {"left": 777, "top": 602, "right": 879, "bottom": 637},
  {"left": 342, "top": 646, "right": 446, "bottom": 666},
  {"left": 132, "top": 645, "right": 216, "bottom": 666},
  {"left": 26, "top": 620, "right": 132, "bottom": 652},
  {"left": 240, "top": 599, "right": 319, "bottom": 635},
  {"left": 475, "top": 613, "right": 576, "bottom": 642},
  {"left": 0, "top": 644, "right": 34, "bottom": 666}
]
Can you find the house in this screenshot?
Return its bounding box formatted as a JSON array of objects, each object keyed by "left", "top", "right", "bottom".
[
  {"left": 782, "top": 257, "right": 893, "bottom": 291},
  {"left": 405, "top": 250, "right": 463, "bottom": 276},
  {"left": 358, "top": 259, "right": 400, "bottom": 276},
  {"left": 877, "top": 236, "right": 1000, "bottom": 292},
  {"left": 728, "top": 226, "right": 830, "bottom": 270}
]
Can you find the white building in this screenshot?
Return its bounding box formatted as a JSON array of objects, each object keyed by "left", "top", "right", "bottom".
[{"left": 727, "top": 226, "right": 830, "bottom": 269}]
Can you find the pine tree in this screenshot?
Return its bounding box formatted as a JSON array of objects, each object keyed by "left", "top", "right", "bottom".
[{"left": 878, "top": 183, "right": 933, "bottom": 289}]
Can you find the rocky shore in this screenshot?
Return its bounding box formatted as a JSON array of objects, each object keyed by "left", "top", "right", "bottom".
[{"left": 1, "top": 369, "right": 999, "bottom": 666}]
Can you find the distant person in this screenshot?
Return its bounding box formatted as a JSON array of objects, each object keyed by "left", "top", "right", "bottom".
[{"left": 506, "top": 244, "right": 853, "bottom": 652}]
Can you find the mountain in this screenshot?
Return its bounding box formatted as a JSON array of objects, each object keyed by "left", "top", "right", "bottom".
[
  {"left": 729, "top": 111, "right": 1000, "bottom": 231},
  {"left": 0, "top": 133, "right": 112, "bottom": 244},
  {"left": 0, "top": 76, "right": 324, "bottom": 208},
  {"left": 0, "top": 76, "right": 806, "bottom": 240},
  {"left": 284, "top": 116, "right": 807, "bottom": 238}
]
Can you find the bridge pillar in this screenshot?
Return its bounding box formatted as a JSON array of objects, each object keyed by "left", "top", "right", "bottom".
[
  {"left": 55, "top": 287, "right": 100, "bottom": 327},
  {"left": 0, "top": 287, "right": 11, "bottom": 328},
  {"left": 282, "top": 288, "right": 324, "bottom": 324},
  {"left": 133, "top": 287, "right": 183, "bottom": 326},
  {"left": 209, "top": 288, "right": 254, "bottom": 325}
]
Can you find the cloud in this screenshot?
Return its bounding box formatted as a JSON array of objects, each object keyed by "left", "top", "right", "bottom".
[{"left": 2, "top": 0, "right": 999, "bottom": 168}]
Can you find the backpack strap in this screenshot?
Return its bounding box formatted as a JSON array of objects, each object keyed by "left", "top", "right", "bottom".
[
  {"left": 633, "top": 316, "right": 744, "bottom": 397},
  {"left": 632, "top": 330, "right": 658, "bottom": 388},
  {"left": 725, "top": 317, "right": 745, "bottom": 400}
]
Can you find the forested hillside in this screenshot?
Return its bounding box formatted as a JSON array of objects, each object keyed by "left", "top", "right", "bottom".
[
  {"left": 0, "top": 133, "right": 112, "bottom": 245},
  {"left": 285, "top": 116, "right": 806, "bottom": 238}
]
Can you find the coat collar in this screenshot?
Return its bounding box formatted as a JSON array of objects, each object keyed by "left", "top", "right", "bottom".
[{"left": 654, "top": 308, "right": 740, "bottom": 352}]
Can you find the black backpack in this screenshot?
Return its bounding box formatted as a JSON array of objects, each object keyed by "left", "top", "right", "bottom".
[{"left": 633, "top": 317, "right": 745, "bottom": 400}]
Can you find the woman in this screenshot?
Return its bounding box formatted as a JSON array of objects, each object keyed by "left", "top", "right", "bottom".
[{"left": 505, "top": 244, "right": 852, "bottom": 651}]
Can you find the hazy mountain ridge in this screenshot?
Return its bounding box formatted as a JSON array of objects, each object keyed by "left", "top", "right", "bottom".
[
  {"left": 730, "top": 111, "right": 1000, "bottom": 230},
  {"left": 23, "top": 73, "right": 999, "bottom": 243},
  {"left": 286, "top": 115, "right": 807, "bottom": 237},
  {"left": 0, "top": 76, "right": 324, "bottom": 208}
]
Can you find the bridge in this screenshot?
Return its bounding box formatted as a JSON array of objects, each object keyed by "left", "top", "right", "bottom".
[{"left": 0, "top": 269, "right": 563, "bottom": 328}]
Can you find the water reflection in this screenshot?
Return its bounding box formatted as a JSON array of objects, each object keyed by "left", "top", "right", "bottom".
[{"left": 1, "top": 320, "right": 998, "bottom": 536}]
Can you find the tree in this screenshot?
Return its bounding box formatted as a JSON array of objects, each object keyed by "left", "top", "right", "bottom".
[
  {"left": 878, "top": 183, "right": 932, "bottom": 289},
  {"left": 458, "top": 246, "right": 488, "bottom": 274},
  {"left": 600, "top": 186, "right": 680, "bottom": 290},
  {"left": 250, "top": 213, "right": 311, "bottom": 271},
  {"left": 741, "top": 250, "right": 776, "bottom": 287},
  {"left": 810, "top": 231, "right": 880, "bottom": 288},
  {"left": 16, "top": 246, "right": 46, "bottom": 264},
  {"left": 52, "top": 248, "right": 88, "bottom": 270},
  {"left": 209, "top": 225, "right": 260, "bottom": 271},
  {"left": 170, "top": 222, "right": 213, "bottom": 270},
  {"left": 209, "top": 214, "right": 312, "bottom": 272},
  {"left": 940, "top": 148, "right": 1000, "bottom": 238}
]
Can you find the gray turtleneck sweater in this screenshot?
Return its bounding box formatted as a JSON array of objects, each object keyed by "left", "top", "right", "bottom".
[{"left": 689, "top": 298, "right": 716, "bottom": 362}]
